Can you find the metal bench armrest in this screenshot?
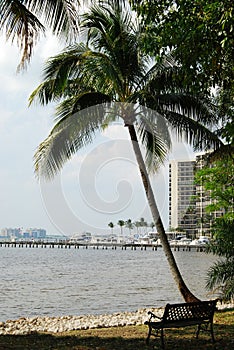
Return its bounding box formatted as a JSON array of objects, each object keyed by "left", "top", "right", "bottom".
[{"left": 148, "top": 311, "right": 163, "bottom": 320}]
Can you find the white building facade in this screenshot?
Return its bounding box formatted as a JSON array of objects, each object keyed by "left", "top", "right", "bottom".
[
  {"left": 169, "top": 155, "right": 224, "bottom": 237},
  {"left": 169, "top": 160, "right": 196, "bottom": 236}
]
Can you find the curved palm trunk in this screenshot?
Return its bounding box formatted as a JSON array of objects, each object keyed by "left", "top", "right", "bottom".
[{"left": 127, "top": 124, "right": 199, "bottom": 302}]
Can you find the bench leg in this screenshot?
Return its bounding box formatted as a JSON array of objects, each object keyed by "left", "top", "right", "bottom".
[
  {"left": 210, "top": 323, "right": 215, "bottom": 343},
  {"left": 196, "top": 324, "right": 201, "bottom": 339},
  {"left": 146, "top": 325, "right": 152, "bottom": 345},
  {"left": 160, "top": 328, "right": 165, "bottom": 349},
  {"left": 196, "top": 322, "right": 215, "bottom": 343}
]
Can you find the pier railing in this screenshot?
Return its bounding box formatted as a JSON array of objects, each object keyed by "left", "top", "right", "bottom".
[{"left": 0, "top": 241, "right": 206, "bottom": 252}]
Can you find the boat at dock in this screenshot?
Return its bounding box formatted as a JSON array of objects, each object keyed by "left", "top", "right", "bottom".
[
  {"left": 190, "top": 236, "right": 210, "bottom": 245},
  {"left": 169, "top": 235, "right": 191, "bottom": 246}
]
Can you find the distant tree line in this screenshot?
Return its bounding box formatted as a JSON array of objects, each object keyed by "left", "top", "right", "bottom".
[{"left": 108, "top": 218, "right": 155, "bottom": 235}]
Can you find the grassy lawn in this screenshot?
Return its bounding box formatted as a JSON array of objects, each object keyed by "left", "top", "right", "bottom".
[{"left": 0, "top": 309, "right": 233, "bottom": 350}]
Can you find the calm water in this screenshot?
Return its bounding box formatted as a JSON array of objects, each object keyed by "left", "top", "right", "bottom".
[{"left": 0, "top": 246, "right": 216, "bottom": 321}]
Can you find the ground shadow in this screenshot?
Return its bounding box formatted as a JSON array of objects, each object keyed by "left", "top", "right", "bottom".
[
  {"left": 0, "top": 320, "right": 233, "bottom": 350},
  {"left": 0, "top": 332, "right": 147, "bottom": 350}
]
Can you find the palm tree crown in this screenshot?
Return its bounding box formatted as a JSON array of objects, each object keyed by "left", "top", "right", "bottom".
[{"left": 30, "top": 4, "right": 221, "bottom": 179}]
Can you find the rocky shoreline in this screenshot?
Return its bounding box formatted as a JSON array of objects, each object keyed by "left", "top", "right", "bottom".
[
  {"left": 0, "top": 308, "right": 161, "bottom": 335},
  {"left": 0, "top": 302, "right": 232, "bottom": 336}
]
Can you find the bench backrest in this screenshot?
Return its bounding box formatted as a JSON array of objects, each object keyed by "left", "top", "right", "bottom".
[{"left": 163, "top": 300, "right": 217, "bottom": 323}]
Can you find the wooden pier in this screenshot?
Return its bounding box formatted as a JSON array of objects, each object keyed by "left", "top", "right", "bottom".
[{"left": 0, "top": 241, "right": 206, "bottom": 252}]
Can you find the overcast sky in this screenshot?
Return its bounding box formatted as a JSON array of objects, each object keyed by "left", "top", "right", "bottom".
[{"left": 0, "top": 34, "right": 195, "bottom": 237}]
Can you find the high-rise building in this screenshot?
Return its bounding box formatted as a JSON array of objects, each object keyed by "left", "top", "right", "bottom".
[
  {"left": 0, "top": 227, "right": 46, "bottom": 240},
  {"left": 24, "top": 228, "right": 46, "bottom": 238},
  {"left": 169, "top": 155, "right": 224, "bottom": 237},
  {"left": 1, "top": 227, "right": 21, "bottom": 238},
  {"left": 169, "top": 160, "right": 197, "bottom": 237}
]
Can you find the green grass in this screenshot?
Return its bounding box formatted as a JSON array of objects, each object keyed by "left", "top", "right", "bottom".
[{"left": 0, "top": 309, "right": 233, "bottom": 350}]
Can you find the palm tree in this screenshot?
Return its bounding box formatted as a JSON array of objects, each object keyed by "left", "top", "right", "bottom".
[
  {"left": 134, "top": 221, "right": 141, "bottom": 235},
  {"left": 125, "top": 219, "right": 133, "bottom": 235},
  {"left": 117, "top": 220, "right": 125, "bottom": 235},
  {"left": 108, "top": 221, "right": 114, "bottom": 234},
  {"left": 140, "top": 217, "right": 148, "bottom": 234},
  {"left": 30, "top": 3, "right": 222, "bottom": 301}
]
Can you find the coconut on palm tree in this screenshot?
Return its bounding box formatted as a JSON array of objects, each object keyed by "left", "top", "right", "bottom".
[{"left": 30, "top": 3, "right": 222, "bottom": 301}]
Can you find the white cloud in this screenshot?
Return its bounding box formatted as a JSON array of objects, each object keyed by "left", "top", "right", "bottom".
[
  {"left": 102, "top": 122, "right": 128, "bottom": 139},
  {"left": 37, "top": 33, "right": 62, "bottom": 59}
]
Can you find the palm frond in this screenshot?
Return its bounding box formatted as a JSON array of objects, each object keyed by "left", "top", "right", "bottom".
[
  {"left": 0, "top": 0, "right": 81, "bottom": 70},
  {"left": 42, "top": 43, "right": 88, "bottom": 82},
  {"left": 155, "top": 93, "right": 219, "bottom": 125},
  {"left": 137, "top": 110, "right": 171, "bottom": 172},
  {"left": 24, "top": 0, "right": 80, "bottom": 41},
  {"left": 54, "top": 92, "right": 111, "bottom": 122},
  {"left": 143, "top": 58, "right": 184, "bottom": 94},
  {"left": 35, "top": 43, "right": 124, "bottom": 100},
  {"left": 34, "top": 102, "right": 109, "bottom": 179},
  {"left": 164, "top": 110, "right": 223, "bottom": 151},
  {"left": 29, "top": 80, "right": 61, "bottom": 105},
  {"left": 206, "top": 257, "right": 234, "bottom": 301},
  {"left": 29, "top": 43, "right": 102, "bottom": 105},
  {"left": 143, "top": 59, "right": 219, "bottom": 125},
  {"left": 82, "top": 4, "right": 146, "bottom": 92},
  {"left": 0, "top": 0, "right": 45, "bottom": 70}
]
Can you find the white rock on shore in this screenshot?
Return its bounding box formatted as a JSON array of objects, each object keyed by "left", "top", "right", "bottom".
[
  {"left": 0, "top": 301, "right": 232, "bottom": 336},
  {"left": 0, "top": 308, "right": 163, "bottom": 335}
]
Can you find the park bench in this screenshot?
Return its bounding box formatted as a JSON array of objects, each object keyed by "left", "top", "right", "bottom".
[{"left": 145, "top": 299, "right": 218, "bottom": 349}]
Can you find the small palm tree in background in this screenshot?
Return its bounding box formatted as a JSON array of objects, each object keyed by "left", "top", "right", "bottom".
[
  {"left": 108, "top": 222, "right": 114, "bottom": 235},
  {"left": 125, "top": 219, "right": 134, "bottom": 235},
  {"left": 134, "top": 221, "right": 141, "bottom": 235},
  {"left": 117, "top": 220, "right": 125, "bottom": 236},
  {"left": 140, "top": 217, "right": 148, "bottom": 234},
  {"left": 30, "top": 3, "right": 222, "bottom": 301}
]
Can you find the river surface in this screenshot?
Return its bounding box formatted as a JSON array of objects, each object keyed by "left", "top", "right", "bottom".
[{"left": 0, "top": 246, "right": 217, "bottom": 321}]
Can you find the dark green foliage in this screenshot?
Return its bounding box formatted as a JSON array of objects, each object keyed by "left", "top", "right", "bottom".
[
  {"left": 195, "top": 158, "right": 234, "bottom": 301},
  {"left": 206, "top": 256, "right": 234, "bottom": 301},
  {"left": 130, "top": 0, "right": 234, "bottom": 92},
  {"left": 130, "top": 0, "right": 233, "bottom": 157}
]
